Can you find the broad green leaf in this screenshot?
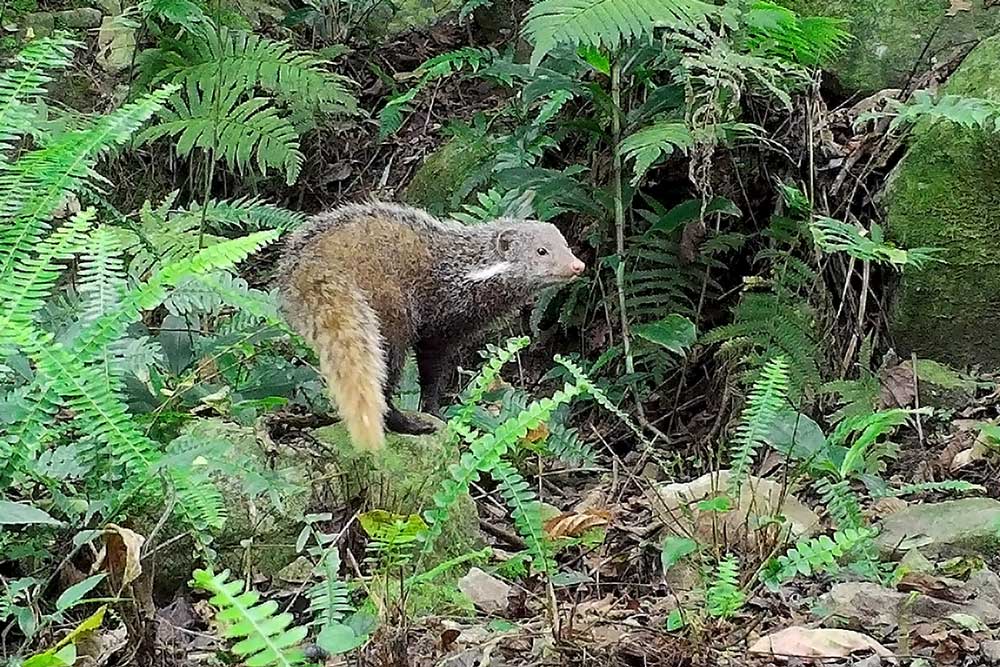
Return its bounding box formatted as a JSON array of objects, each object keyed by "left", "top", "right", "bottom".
[
  {"left": 660, "top": 536, "right": 697, "bottom": 574},
  {"left": 697, "top": 496, "right": 732, "bottom": 512},
  {"left": 666, "top": 608, "right": 686, "bottom": 631},
  {"left": 316, "top": 623, "right": 366, "bottom": 654},
  {"left": 56, "top": 574, "right": 106, "bottom": 612},
  {"left": 0, "top": 501, "right": 61, "bottom": 526},
  {"left": 648, "top": 196, "right": 741, "bottom": 234},
  {"left": 634, "top": 314, "right": 697, "bottom": 355},
  {"left": 22, "top": 644, "right": 76, "bottom": 667}
]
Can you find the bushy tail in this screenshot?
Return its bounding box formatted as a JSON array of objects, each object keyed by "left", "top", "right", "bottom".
[{"left": 283, "top": 281, "right": 387, "bottom": 451}]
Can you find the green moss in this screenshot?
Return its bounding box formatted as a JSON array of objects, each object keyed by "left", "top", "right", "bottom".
[
  {"left": 311, "top": 417, "right": 484, "bottom": 563},
  {"left": 779, "top": 0, "right": 1000, "bottom": 92},
  {"left": 403, "top": 134, "right": 493, "bottom": 216},
  {"left": 887, "top": 36, "right": 1000, "bottom": 367}
]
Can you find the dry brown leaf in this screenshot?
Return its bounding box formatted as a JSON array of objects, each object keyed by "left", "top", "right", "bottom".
[
  {"left": 749, "top": 626, "right": 895, "bottom": 661},
  {"left": 104, "top": 523, "right": 145, "bottom": 591},
  {"left": 543, "top": 509, "right": 611, "bottom": 538},
  {"left": 898, "top": 572, "right": 969, "bottom": 602},
  {"left": 870, "top": 496, "right": 908, "bottom": 519},
  {"left": 879, "top": 362, "right": 916, "bottom": 408},
  {"left": 947, "top": 0, "right": 972, "bottom": 15},
  {"left": 522, "top": 423, "right": 549, "bottom": 445}
]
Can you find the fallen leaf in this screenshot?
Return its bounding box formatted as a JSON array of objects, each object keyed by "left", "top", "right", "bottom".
[
  {"left": 522, "top": 423, "right": 549, "bottom": 445},
  {"left": 749, "top": 626, "right": 895, "bottom": 662},
  {"left": 897, "top": 572, "right": 969, "bottom": 602},
  {"left": 947, "top": 0, "right": 972, "bottom": 15},
  {"left": 879, "top": 362, "right": 916, "bottom": 408},
  {"left": 543, "top": 509, "right": 611, "bottom": 538},
  {"left": 103, "top": 524, "right": 145, "bottom": 592}
]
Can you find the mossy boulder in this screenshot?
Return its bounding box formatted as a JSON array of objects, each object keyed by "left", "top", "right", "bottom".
[
  {"left": 779, "top": 0, "right": 1000, "bottom": 93},
  {"left": 140, "top": 419, "right": 312, "bottom": 596},
  {"left": 141, "top": 416, "right": 482, "bottom": 597},
  {"left": 875, "top": 498, "right": 1000, "bottom": 559},
  {"left": 310, "top": 416, "right": 483, "bottom": 559},
  {"left": 885, "top": 36, "right": 1000, "bottom": 367},
  {"left": 403, "top": 134, "right": 494, "bottom": 216}
]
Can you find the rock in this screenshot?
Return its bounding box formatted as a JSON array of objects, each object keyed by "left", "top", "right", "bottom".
[
  {"left": 886, "top": 36, "right": 1000, "bottom": 368},
  {"left": 310, "top": 416, "right": 482, "bottom": 561},
  {"left": 647, "top": 470, "right": 820, "bottom": 547},
  {"left": 140, "top": 419, "right": 313, "bottom": 596},
  {"left": 22, "top": 12, "right": 54, "bottom": 37},
  {"left": 875, "top": 498, "right": 1000, "bottom": 559},
  {"left": 982, "top": 639, "right": 1000, "bottom": 664},
  {"left": 402, "top": 134, "right": 495, "bottom": 216},
  {"left": 96, "top": 16, "right": 136, "bottom": 74},
  {"left": 457, "top": 567, "right": 511, "bottom": 613},
  {"left": 819, "top": 580, "right": 1000, "bottom": 632},
  {"left": 778, "top": 0, "right": 1000, "bottom": 93},
  {"left": 53, "top": 8, "right": 103, "bottom": 28}
]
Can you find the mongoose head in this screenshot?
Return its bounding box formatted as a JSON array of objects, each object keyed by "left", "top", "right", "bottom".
[{"left": 493, "top": 220, "right": 586, "bottom": 288}]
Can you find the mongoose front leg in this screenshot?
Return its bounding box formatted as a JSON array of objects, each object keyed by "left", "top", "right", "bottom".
[
  {"left": 383, "top": 343, "right": 437, "bottom": 436},
  {"left": 415, "top": 338, "right": 450, "bottom": 416}
]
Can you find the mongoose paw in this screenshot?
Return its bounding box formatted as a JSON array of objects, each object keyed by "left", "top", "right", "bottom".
[{"left": 385, "top": 410, "right": 438, "bottom": 436}]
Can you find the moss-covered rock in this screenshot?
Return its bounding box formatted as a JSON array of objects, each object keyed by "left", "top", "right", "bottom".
[
  {"left": 310, "top": 415, "right": 483, "bottom": 560},
  {"left": 403, "top": 134, "right": 494, "bottom": 216},
  {"left": 140, "top": 419, "right": 312, "bottom": 596},
  {"left": 779, "top": 0, "right": 1000, "bottom": 93},
  {"left": 141, "top": 416, "right": 482, "bottom": 597},
  {"left": 875, "top": 498, "right": 1000, "bottom": 559},
  {"left": 885, "top": 36, "right": 1000, "bottom": 367}
]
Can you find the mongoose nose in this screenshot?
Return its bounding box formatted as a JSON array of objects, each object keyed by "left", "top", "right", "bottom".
[{"left": 570, "top": 259, "right": 586, "bottom": 275}]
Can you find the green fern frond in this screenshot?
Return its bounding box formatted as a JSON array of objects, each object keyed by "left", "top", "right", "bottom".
[
  {"left": 307, "top": 548, "right": 354, "bottom": 629},
  {"left": 191, "top": 568, "right": 310, "bottom": 667},
  {"left": 184, "top": 196, "right": 307, "bottom": 232},
  {"left": 0, "top": 33, "right": 78, "bottom": 157},
  {"left": 728, "top": 355, "right": 790, "bottom": 496},
  {"left": 0, "top": 208, "right": 95, "bottom": 344},
  {"left": 620, "top": 121, "right": 692, "bottom": 185},
  {"left": 706, "top": 554, "right": 745, "bottom": 618},
  {"left": 155, "top": 26, "right": 357, "bottom": 114},
  {"left": 816, "top": 477, "right": 863, "bottom": 530},
  {"left": 810, "top": 217, "right": 942, "bottom": 270},
  {"left": 523, "top": 0, "right": 715, "bottom": 68},
  {"left": 761, "top": 527, "right": 875, "bottom": 589},
  {"left": 886, "top": 89, "right": 1000, "bottom": 133},
  {"left": 882, "top": 480, "right": 985, "bottom": 498},
  {"left": 741, "top": 1, "right": 851, "bottom": 66},
  {"left": 0, "top": 86, "right": 175, "bottom": 287},
  {"left": 140, "top": 78, "right": 303, "bottom": 184},
  {"left": 379, "top": 48, "right": 496, "bottom": 139},
  {"left": 490, "top": 460, "right": 555, "bottom": 573}
]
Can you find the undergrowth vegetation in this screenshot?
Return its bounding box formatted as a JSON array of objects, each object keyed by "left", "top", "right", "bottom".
[{"left": 1, "top": 0, "right": 996, "bottom": 664}]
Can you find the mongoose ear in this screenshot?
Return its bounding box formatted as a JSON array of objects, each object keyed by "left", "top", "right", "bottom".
[{"left": 495, "top": 228, "right": 517, "bottom": 256}]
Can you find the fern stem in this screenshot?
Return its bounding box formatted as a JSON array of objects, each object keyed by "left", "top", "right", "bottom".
[{"left": 610, "top": 56, "right": 640, "bottom": 417}]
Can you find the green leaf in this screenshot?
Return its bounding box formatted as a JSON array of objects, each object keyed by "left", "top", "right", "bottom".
[
  {"left": 22, "top": 644, "right": 76, "bottom": 667},
  {"left": 763, "top": 409, "right": 827, "bottom": 461},
  {"left": 56, "top": 574, "right": 106, "bottom": 612},
  {"left": 648, "top": 196, "right": 741, "bottom": 234},
  {"left": 577, "top": 45, "right": 609, "bottom": 75},
  {"left": 0, "top": 500, "right": 61, "bottom": 526},
  {"left": 316, "top": 623, "right": 366, "bottom": 654},
  {"left": 697, "top": 496, "right": 732, "bottom": 513},
  {"left": 665, "top": 608, "right": 686, "bottom": 631},
  {"left": 634, "top": 314, "right": 697, "bottom": 355},
  {"left": 660, "top": 537, "right": 697, "bottom": 574}
]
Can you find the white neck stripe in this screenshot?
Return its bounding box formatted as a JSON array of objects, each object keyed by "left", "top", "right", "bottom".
[{"left": 465, "top": 261, "right": 512, "bottom": 281}]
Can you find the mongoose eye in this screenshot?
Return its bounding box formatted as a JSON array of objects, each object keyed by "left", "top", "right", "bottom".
[{"left": 536, "top": 247, "right": 548, "bottom": 256}]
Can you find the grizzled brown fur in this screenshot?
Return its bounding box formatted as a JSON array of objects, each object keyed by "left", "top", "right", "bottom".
[{"left": 276, "top": 201, "right": 585, "bottom": 451}]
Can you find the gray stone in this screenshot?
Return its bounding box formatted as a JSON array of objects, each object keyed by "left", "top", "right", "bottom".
[
  {"left": 53, "top": 8, "right": 103, "bottom": 28},
  {"left": 982, "top": 639, "right": 1000, "bottom": 664},
  {"left": 876, "top": 498, "right": 1000, "bottom": 559},
  {"left": 647, "top": 470, "right": 820, "bottom": 547},
  {"left": 819, "top": 581, "right": 1000, "bottom": 632},
  {"left": 96, "top": 16, "right": 136, "bottom": 74},
  {"left": 457, "top": 567, "right": 511, "bottom": 614}
]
